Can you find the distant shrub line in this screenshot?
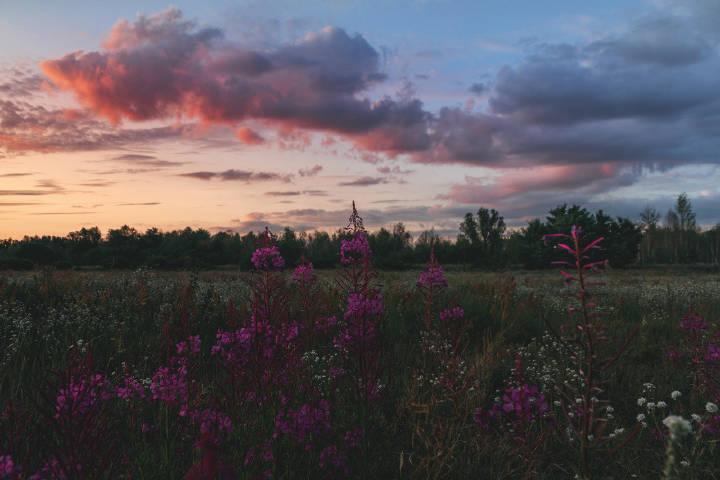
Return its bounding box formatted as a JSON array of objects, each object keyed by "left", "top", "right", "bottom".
[{"left": 2, "top": 195, "right": 719, "bottom": 271}]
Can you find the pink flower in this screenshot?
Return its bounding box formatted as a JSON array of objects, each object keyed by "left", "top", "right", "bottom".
[
  {"left": 251, "top": 246, "right": 285, "bottom": 271},
  {"left": 1, "top": 455, "right": 18, "bottom": 477},
  {"left": 680, "top": 312, "right": 708, "bottom": 332},
  {"left": 340, "top": 232, "right": 371, "bottom": 265},
  {"left": 55, "top": 373, "right": 113, "bottom": 419},
  {"left": 344, "top": 293, "right": 383, "bottom": 320},
  {"left": 417, "top": 264, "right": 448, "bottom": 289},
  {"left": 292, "top": 262, "right": 315, "bottom": 284},
  {"left": 116, "top": 376, "right": 145, "bottom": 401},
  {"left": 439, "top": 306, "right": 464, "bottom": 322}
]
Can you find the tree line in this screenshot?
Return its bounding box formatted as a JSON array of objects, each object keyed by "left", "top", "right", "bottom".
[{"left": 1, "top": 194, "right": 717, "bottom": 270}]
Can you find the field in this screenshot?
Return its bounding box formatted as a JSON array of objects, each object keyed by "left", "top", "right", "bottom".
[{"left": 2, "top": 237, "right": 720, "bottom": 478}]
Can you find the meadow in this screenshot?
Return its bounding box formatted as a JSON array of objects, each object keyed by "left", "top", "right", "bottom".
[{"left": 2, "top": 224, "right": 720, "bottom": 479}]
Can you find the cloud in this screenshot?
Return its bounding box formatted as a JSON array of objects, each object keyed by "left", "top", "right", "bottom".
[
  {"left": 0, "top": 67, "right": 44, "bottom": 97},
  {"left": 41, "top": 9, "right": 430, "bottom": 156},
  {"left": 0, "top": 172, "right": 33, "bottom": 177},
  {"left": 235, "top": 127, "right": 264, "bottom": 145},
  {"left": 265, "top": 191, "right": 301, "bottom": 196},
  {"left": 468, "top": 83, "right": 486, "bottom": 95},
  {"left": 108, "top": 153, "right": 185, "bottom": 167},
  {"left": 338, "top": 176, "right": 389, "bottom": 186},
  {"left": 116, "top": 202, "right": 160, "bottom": 206},
  {"left": 179, "top": 169, "right": 293, "bottom": 182},
  {"left": 298, "top": 164, "right": 323, "bottom": 177},
  {"left": 0, "top": 99, "right": 186, "bottom": 155}
]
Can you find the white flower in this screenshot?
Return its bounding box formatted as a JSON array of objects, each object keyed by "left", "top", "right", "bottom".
[
  {"left": 606, "top": 406, "right": 614, "bottom": 413},
  {"left": 637, "top": 397, "right": 647, "bottom": 406},
  {"left": 680, "top": 460, "right": 690, "bottom": 467},
  {"left": 553, "top": 400, "right": 561, "bottom": 407},
  {"left": 657, "top": 401, "right": 667, "bottom": 409},
  {"left": 637, "top": 413, "right": 646, "bottom": 422},
  {"left": 691, "top": 414, "right": 701, "bottom": 422},
  {"left": 646, "top": 402, "right": 656, "bottom": 410},
  {"left": 706, "top": 402, "right": 718, "bottom": 413},
  {"left": 663, "top": 415, "right": 692, "bottom": 439},
  {"left": 671, "top": 391, "right": 682, "bottom": 400},
  {"left": 614, "top": 427, "right": 624, "bottom": 434}
]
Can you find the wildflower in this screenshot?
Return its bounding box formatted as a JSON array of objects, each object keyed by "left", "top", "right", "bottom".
[
  {"left": 706, "top": 402, "right": 718, "bottom": 413},
  {"left": 706, "top": 343, "right": 720, "bottom": 362},
  {"left": 691, "top": 414, "right": 701, "bottom": 422},
  {"left": 663, "top": 415, "right": 692, "bottom": 440},
  {"left": 636, "top": 413, "right": 646, "bottom": 422},
  {"left": 292, "top": 262, "right": 315, "bottom": 284},
  {"left": 646, "top": 402, "right": 656, "bottom": 410},
  {"left": 251, "top": 246, "right": 285, "bottom": 271},
  {"left": 657, "top": 401, "right": 667, "bottom": 409},
  {"left": 680, "top": 312, "right": 708, "bottom": 332},
  {"left": 1, "top": 455, "right": 18, "bottom": 477},
  {"left": 344, "top": 293, "right": 383, "bottom": 319},
  {"left": 439, "top": 306, "right": 464, "bottom": 322},
  {"left": 637, "top": 397, "right": 647, "bottom": 407},
  {"left": 671, "top": 391, "right": 682, "bottom": 400},
  {"left": 417, "top": 263, "right": 447, "bottom": 289},
  {"left": 680, "top": 460, "right": 690, "bottom": 467},
  {"left": 340, "top": 232, "right": 371, "bottom": 265},
  {"left": 116, "top": 376, "right": 145, "bottom": 401}
]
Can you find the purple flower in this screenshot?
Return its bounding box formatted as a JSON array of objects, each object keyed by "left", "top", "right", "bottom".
[
  {"left": 680, "top": 312, "right": 708, "bottom": 332},
  {"left": 500, "top": 384, "right": 549, "bottom": 421},
  {"left": 439, "top": 306, "right": 464, "bottom": 322},
  {"left": 55, "top": 373, "right": 113, "bottom": 419},
  {"left": 344, "top": 292, "right": 383, "bottom": 320},
  {"left": 707, "top": 343, "right": 720, "bottom": 362},
  {"left": 251, "top": 246, "right": 285, "bottom": 271},
  {"left": 1, "top": 455, "right": 18, "bottom": 477},
  {"left": 292, "top": 262, "right": 315, "bottom": 284},
  {"left": 116, "top": 376, "right": 145, "bottom": 401},
  {"left": 340, "top": 232, "right": 371, "bottom": 265},
  {"left": 417, "top": 264, "right": 448, "bottom": 289},
  {"left": 150, "top": 358, "right": 188, "bottom": 406}
]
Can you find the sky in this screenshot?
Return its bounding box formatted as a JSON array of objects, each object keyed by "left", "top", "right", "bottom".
[{"left": 1, "top": 0, "right": 720, "bottom": 239}]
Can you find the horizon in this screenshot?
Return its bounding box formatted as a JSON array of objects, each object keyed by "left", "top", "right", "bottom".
[{"left": 2, "top": 0, "right": 720, "bottom": 238}]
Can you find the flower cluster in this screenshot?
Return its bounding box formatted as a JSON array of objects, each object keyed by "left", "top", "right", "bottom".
[
  {"left": 439, "top": 307, "right": 464, "bottom": 322},
  {"left": 417, "top": 264, "right": 448, "bottom": 289},
  {"left": 150, "top": 358, "right": 188, "bottom": 406},
  {"left": 344, "top": 292, "right": 383, "bottom": 320},
  {"left": 176, "top": 335, "right": 201, "bottom": 355},
  {"left": 251, "top": 246, "right": 285, "bottom": 271},
  {"left": 292, "top": 262, "right": 315, "bottom": 285},
  {"left": 0, "top": 455, "right": 19, "bottom": 478},
  {"left": 116, "top": 375, "right": 146, "bottom": 401},
  {"left": 55, "top": 373, "right": 114, "bottom": 419},
  {"left": 340, "top": 232, "right": 371, "bottom": 265},
  {"left": 188, "top": 408, "right": 233, "bottom": 437},
  {"left": 275, "top": 400, "right": 332, "bottom": 449},
  {"left": 680, "top": 312, "right": 708, "bottom": 332}
]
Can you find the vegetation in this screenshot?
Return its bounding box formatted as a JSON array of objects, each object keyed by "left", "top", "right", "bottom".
[{"left": 2, "top": 204, "right": 720, "bottom": 479}]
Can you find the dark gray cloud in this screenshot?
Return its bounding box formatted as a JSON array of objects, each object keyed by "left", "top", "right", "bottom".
[
  {"left": 108, "top": 153, "right": 185, "bottom": 167},
  {"left": 298, "top": 164, "right": 323, "bottom": 177},
  {"left": 179, "top": 169, "right": 293, "bottom": 182},
  {"left": 265, "top": 191, "right": 301, "bottom": 196},
  {"left": 338, "top": 176, "right": 389, "bottom": 186}
]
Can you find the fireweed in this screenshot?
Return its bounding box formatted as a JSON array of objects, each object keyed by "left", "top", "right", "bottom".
[
  {"left": 541, "top": 225, "right": 639, "bottom": 479},
  {"left": 6, "top": 214, "right": 720, "bottom": 478}
]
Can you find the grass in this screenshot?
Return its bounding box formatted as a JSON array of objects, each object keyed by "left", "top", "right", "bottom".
[{"left": 1, "top": 266, "right": 720, "bottom": 478}]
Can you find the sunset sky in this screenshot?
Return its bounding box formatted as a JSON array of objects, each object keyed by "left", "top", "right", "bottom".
[{"left": 1, "top": 0, "right": 719, "bottom": 239}]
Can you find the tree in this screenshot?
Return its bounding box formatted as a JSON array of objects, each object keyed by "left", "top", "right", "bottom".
[{"left": 477, "top": 207, "right": 506, "bottom": 267}]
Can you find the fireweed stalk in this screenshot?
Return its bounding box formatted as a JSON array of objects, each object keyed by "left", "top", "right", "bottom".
[
  {"left": 544, "top": 225, "right": 638, "bottom": 479},
  {"left": 417, "top": 245, "right": 448, "bottom": 330}
]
